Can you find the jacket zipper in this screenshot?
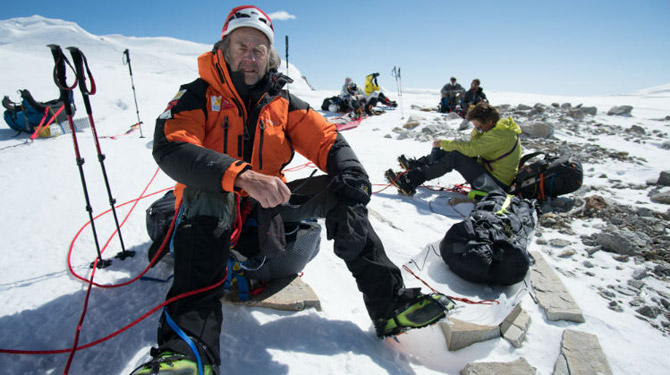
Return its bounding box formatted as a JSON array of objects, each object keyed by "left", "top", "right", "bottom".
[
  {"left": 222, "top": 116, "right": 229, "bottom": 154},
  {"left": 216, "top": 58, "right": 246, "bottom": 159},
  {"left": 258, "top": 119, "right": 266, "bottom": 170}
]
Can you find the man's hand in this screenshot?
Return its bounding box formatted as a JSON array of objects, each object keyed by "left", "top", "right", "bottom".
[{"left": 234, "top": 170, "right": 291, "bottom": 208}]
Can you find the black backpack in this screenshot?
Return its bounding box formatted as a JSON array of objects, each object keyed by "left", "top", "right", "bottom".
[
  {"left": 509, "top": 152, "right": 583, "bottom": 201},
  {"left": 439, "top": 191, "right": 536, "bottom": 285}
]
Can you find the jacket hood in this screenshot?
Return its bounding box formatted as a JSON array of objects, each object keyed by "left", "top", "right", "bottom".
[
  {"left": 197, "top": 50, "right": 291, "bottom": 101},
  {"left": 491, "top": 117, "right": 522, "bottom": 135},
  {"left": 197, "top": 50, "right": 238, "bottom": 100}
]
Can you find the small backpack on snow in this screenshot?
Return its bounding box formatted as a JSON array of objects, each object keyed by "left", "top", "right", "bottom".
[
  {"left": 509, "top": 152, "right": 583, "bottom": 201},
  {"left": 2, "top": 89, "right": 72, "bottom": 133},
  {"left": 321, "top": 95, "right": 362, "bottom": 114}
]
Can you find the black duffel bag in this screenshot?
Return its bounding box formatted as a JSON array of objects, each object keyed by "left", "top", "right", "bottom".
[{"left": 439, "top": 191, "right": 536, "bottom": 285}]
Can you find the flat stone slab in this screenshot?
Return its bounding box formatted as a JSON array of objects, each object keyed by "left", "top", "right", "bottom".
[
  {"left": 440, "top": 317, "right": 500, "bottom": 351},
  {"left": 530, "top": 251, "right": 585, "bottom": 323},
  {"left": 222, "top": 275, "right": 321, "bottom": 312},
  {"left": 461, "top": 357, "right": 537, "bottom": 375},
  {"left": 553, "top": 329, "right": 613, "bottom": 375},
  {"left": 500, "top": 304, "right": 531, "bottom": 348}
]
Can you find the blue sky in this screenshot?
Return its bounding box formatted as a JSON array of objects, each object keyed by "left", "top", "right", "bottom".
[{"left": 4, "top": 0, "right": 669, "bottom": 96}]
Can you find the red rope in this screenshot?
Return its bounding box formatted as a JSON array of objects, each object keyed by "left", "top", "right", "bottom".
[
  {"left": 0, "top": 169, "right": 245, "bottom": 364},
  {"left": 372, "top": 172, "right": 470, "bottom": 196},
  {"left": 61, "top": 167, "right": 167, "bottom": 373},
  {"left": 66, "top": 168, "right": 171, "bottom": 288},
  {"left": 100, "top": 122, "right": 142, "bottom": 140},
  {"left": 0, "top": 268, "right": 229, "bottom": 357},
  {"left": 282, "top": 161, "right": 316, "bottom": 172},
  {"left": 402, "top": 265, "right": 499, "bottom": 305}
]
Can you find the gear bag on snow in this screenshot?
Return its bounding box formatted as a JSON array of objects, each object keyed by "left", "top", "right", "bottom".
[
  {"left": 321, "top": 95, "right": 362, "bottom": 114},
  {"left": 145, "top": 190, "right": 321, "bottom": 281},
  {"left": 439, "top": 191, "right": 536, "bottom": 286},
  {"left": 509, "top": 151, "right": 583, "bottom": 201},
  {"left": 2, "top": 89, "right": 72, "bottom": 133}
]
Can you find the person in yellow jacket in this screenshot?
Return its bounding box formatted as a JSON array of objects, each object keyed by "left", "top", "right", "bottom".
[
  {"left": 132, "top": 5, "right": 454, "bottom": 375},
  {"left": 364, "top": 72, "right": 380, "bottom": 96},
  {"left": 362, "top": 72, "right": 397, "bottom": 114},
  {"left": 386, "top": 102, "right": 522, "bottom": 196}
]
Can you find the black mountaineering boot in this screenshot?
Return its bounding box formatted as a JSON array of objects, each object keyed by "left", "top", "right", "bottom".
[
  {"left": 129, "top": 351, "right": 215, "bottom": 375},
  {"left": 375, "top": 289, "right": 455, "bottom": 337},
  {"left": 385, "top": 169, "right": 424, "bottom": 196},
  {"left": 397, "top": 154, "right": 430, "bottom": 170}
]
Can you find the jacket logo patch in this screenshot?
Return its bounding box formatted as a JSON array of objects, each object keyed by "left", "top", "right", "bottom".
[
  {"left": 159, "top": 89, "right": 187, "bottom": 120},
  {"left": 211, "top": 96, "right": 235, "bottom": 111},
  {"left": 172, "top": 89, "right": 187, "bottom": 101},
  {"left": 158, "top": 109, "right": 172, "bottom": 120},
  {"left": 211, "top": 96, "right": 222, "bottom": 112}
]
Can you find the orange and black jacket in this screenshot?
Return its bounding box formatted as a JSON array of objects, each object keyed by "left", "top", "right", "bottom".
[{"left": 153, "top": 49, "right": 366, "bottom": 204}]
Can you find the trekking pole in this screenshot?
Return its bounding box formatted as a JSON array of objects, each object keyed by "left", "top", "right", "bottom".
[
  {"left": 47, "top": 44, "right": 111, "bottom": 269},
  {"left": 67, "top": 46, "right": 133, "bottom": 261},
  {"left": 122, "top": 49, "right": 144, "bottom": 138},
  {"left": 285, "top": 35, "right": 289, "bottom": 74},
  {"left": 284, "top": 35, "right": 290, "bottom": 93},
  {"left": 392, "top": 66, "right": 404, "bottom": 119}
]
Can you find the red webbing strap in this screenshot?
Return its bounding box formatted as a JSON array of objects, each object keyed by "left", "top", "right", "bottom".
[
  {"left": 29, "top": 107, "right": 50, "bottom": 139},
  {"left": 402, "top": 265, "right": 499, "bottom": 305},
  {"left": 30, "top": 105, "right": 65, "bottom": 140}
]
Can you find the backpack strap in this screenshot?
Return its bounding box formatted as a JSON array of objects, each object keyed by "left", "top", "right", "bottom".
[
  {"left": 480, "top": 134, "right": 519, "bottom": 172},
  {"left": 2, "top": 96, "right": 18, "bottom": 111},
  {"left": 518, "top": 151, "right": 547, "bottom": 168}
]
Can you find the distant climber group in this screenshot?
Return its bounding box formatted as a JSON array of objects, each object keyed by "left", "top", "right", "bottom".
[
  {"left": 321, "top": 72, "right": 397, "bottom": 116},
  {"left": 439, "top": 77, "right": 488, "bottom": 117}
]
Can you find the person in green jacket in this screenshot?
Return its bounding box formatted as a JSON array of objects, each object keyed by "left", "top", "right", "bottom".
[{"left": 386, "top": 102, "right": 521, "bottom": 196}]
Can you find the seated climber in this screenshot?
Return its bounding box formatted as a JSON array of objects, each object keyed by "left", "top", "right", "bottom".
[
  {"left": 386, "top": 102, "right": 522, "bottom": 196},
  {"left": 363, "top": 72, "right": 397, "bottom": 113},
  {"left": 439, "top": 76, "right": 465, "bottom": 113},
  {"left": 339, "top": 77, "right": 366, "bottom": 112},
  {"left": 459, "top": 78, "right": 488, "bottom": 117}
]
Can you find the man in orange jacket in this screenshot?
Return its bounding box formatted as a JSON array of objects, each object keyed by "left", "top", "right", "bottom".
[{"left": 131, "top": 6, "right": 453, "bottom": 375}]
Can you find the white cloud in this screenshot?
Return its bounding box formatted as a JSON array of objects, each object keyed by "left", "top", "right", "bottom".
[{"left": 269, "top": 11, "right": 296, "bottom": 21}]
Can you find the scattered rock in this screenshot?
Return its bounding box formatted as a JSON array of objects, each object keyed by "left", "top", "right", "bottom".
[
  {"left": 500, "top": 304, "right": 531, "bottom": 348},
  {"left": 520, "top": 121, "right": 554, "bottom": 138},
  {"left": 440, "top": 318, "right": 500, "bottom": 351},
  {"left": 581, "top": 106, "right": 597, "bottom": 116},
  {"left": 584, "top": 195, "right": 608, "bottom": 211},
  {"left": 653, "top": 263, "right": 670, "bottom": 277},
  {"left": 530, "top": 251, "right": 585, "bottom": 323},
  {"left": 607, "top": 105, "right": 633, "bottom": 116},
  {"left": 549, "top": 238, "right": 572, "bottom": 248},
  {"left": 558, "top": 249, "right": 576, "bottom": 258},
  {"left": 461, "top": 357, "right": 537, "bottom": 375},
  {"left": 636, "top": 305, "right": 662, "bottom": 319},
  {"left": 403, "top": 116, "right": 421, "bottom": 129},
  {"left": 458, "top": 118, "right": 471, "bottom": 130},
  {"left": 553, "top": 329, "right": 613, "bottom": 375},
  {"left": 596, "top": 230, "right": 648, "bottom": 255},
  {"left": 632, "top": 268, "right": 648, "bottom": 280},
  {"left": 650, "top": 190, "right": 670, "bottom": 204},
  {"left": 627, "top": 124, "right": 646, "bottom": 135}
]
